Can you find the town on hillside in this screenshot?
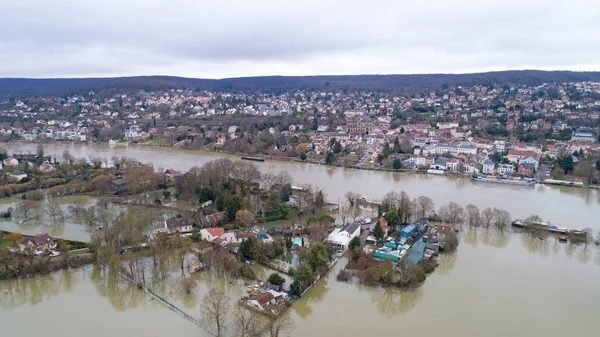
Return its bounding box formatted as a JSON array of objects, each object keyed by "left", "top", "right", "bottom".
[{"left": 1, "top": 80, "right": 600, "bottom": 185}]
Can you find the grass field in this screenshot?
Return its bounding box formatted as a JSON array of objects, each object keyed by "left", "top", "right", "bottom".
[
  {"left": 148, "top": 139, "right": 171, "bottom": 145},
  {"left": 0, "top": 238, "right": 14, "bottom": 247}
]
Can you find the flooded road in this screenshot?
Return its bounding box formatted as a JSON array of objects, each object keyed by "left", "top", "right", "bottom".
[{"left": 4, "top": 142, "right": 599, "bottom": 230}]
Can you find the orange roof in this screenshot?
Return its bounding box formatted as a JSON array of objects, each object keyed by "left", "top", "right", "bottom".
[{"left": 205, "top": 227, "right": 224, "bottom": 237}]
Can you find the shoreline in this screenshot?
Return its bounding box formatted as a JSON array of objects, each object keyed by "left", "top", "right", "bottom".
[{"left": 3, "top": 139, "right": 598, "bottom": 190}]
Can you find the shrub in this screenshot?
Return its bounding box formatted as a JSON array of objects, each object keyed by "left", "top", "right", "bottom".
[
  {"left": 336, "top": 269, "right": 351, "bottom": 282},
  {"left": 420, "top": 259, "right": 437, "bottom": 274}
]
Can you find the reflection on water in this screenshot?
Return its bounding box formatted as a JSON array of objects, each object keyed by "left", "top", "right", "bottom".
[
  {"left": 0, "top": 268, "right": 75, "bottom": 310},
  {"left": 521, "top": 234, "right": 550, "bottom": 256},
  {"left": 90, "top": 266, "right": 146, "bottom": 311},
  {"left": 436, "top": 252, "right": 457, "bottom": 276},
  {"left": 359, "top": 283, "right": 423, "bottom": 317},
  {"left": 479, "top": 228, "right": 509, "bottom": 248}
]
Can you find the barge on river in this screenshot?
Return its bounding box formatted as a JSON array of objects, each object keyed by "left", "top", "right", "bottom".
[
  {"left": 511, "top": 219, "right": 585, "bottom": 236},
  {"left": 471, "top": 175, "right": 536, "bottom": 186},
  {"left": 241, "top": 156, "right": 265, "bottom": 162}
]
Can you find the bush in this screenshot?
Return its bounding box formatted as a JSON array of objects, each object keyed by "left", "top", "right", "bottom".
[
  {"left": 336, "top": 269, "right": 351, "bottom": 282},
  {"left": 268, "top": 272, "right": 286, "bottom": 286},
  {"left": 420, "top": 259, "right": 437, "bottom": 274}
]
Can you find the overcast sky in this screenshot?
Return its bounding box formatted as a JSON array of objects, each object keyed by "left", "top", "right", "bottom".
[{"left": 2, "top": 0, "right": 600, "bottom": 78}]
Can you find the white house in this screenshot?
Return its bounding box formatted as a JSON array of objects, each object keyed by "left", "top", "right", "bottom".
[
  {"left": 200, "top": 227, "right": 225, "bottom": 242},
  {"left": 482, "top": 160, "right": 495, "bottom": 174},
  {"left": 163, "top": 218, "right": 193, "bottom": 233},
  {"left": 18, "top": 233, "right": 57, "bottom": 254},
  {"left": 494, "top": 140, "right": 506, "bottom": 152},
  {"left": 3, "top": 157, "right": 19, "bottom": 166},
  {"left": 9, "top": 171, "right": 27, "bottom": 181},
  {"left": 326, "top": 223, "right": 361, "bottom": 250},
  {"left": 497, "top": 163, "right": 515, "bottom": 176}
]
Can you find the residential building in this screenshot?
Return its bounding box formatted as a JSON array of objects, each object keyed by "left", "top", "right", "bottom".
[
  {"left": 247, "top": 292, "right": 275, "bottom": 311},
  {"left": 18, "top": 234, "right": 57, "bottom": 254},
  {"left": 482, "top": 160, "right": 495, "bottom": 174},
  {"left": 200, "top": 227, "right": 225, "bottom": 242},
  {"left": 517, "top": 163, "right": 536, "bottom": 177},
  {"left": 497, "top": 163, "right": 515, "bottom": 176},
  {"left": 326, "top": 223, "right": 361, "bottom": 250}
]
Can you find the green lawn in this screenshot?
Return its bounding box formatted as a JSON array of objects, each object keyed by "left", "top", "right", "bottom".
[
  {"left": 0, "top": 238, "right": 14, "bottom": 248},
  {"left": 117, "top": 139, "right": 130, "bottom": 144},
  {"left": 148, "top": 139, "right": 171, "bottom": 145},
  {"left": 260, "top": 215, "right": 313, "bottom": 229}
]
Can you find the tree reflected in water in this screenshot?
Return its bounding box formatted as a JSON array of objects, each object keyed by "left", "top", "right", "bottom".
[
  {"left": 464, "top": 228, "right": 479, "bottom": 248},
  {"left": 480, "top": 228, "right": 509, "bottom": 248},
  {"left": 521, "top": 234, "right": 550, "bottom": 256},
  {"left": 90, "top": 265, "right": 146, "bottom": 311},
  {"left": 0, "top": 270, "right": 62, "bottom": 309},
  {"left": 362, "top": 284, "right": 423, "bottom": 317},
  {"left": 436, "top": 252, "right": 457, "bottom": 276}
]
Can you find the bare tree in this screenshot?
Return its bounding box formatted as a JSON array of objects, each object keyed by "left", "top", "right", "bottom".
[
  {"left": 350, "top": 204, "right": 362, "bottom": 223},
  {"left": 482, "top": 207, "right": 494, "bottom": 228},
  {"left": 44, "top": 202, "right": 65, "bottom": 223},
  {"left": 181, "top": 277, "right": 197, "bottom": 294},
  {"left": 16, "top": 200, "right": 42, "bottom": 218},
  {"left": 380, "top": 191, "right": 399, "bottom": 213},
  {"left": 398, "top": 191, "right": 413, "bottom": 224},
  {"left": 465, "top": 204, "right": 481, "bottom": 227},
  {"left": 262, "top": 309, "right": 296, "bottom": 337},
  {"left": 345, "top": 191, "right": 361, "bottom": 208},
  {"left": 200, "top": 288, "right": 231, "bottom": 336},
  {"left": 415, "top": 196, "right": 435, "bottom": 220},
  {"left": 438, "top": 202, "right": 464, "bottom": 225},
  {"left": 492, "top": 208, "right": 511, "bottom": 231},
  {"left": 233, "top": 305, "right": 259, "bottom": 337},
  {"left": 339, "top": 201, "right": 349, "bottom": 226}
]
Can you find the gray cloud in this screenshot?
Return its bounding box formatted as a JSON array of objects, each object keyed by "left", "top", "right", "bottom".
[{"left": 1, "top": 0, "right": 600, "bottom": 78}]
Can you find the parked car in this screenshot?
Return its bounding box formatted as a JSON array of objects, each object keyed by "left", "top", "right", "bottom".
[
  {"left": 33, "top": 250, "right": 45, "bottom": 257},
  {"left": 49, "top": 251, "right": 61, "bottom": 257}
]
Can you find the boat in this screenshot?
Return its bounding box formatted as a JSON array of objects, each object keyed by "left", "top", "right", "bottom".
[
  {"left": 558, "top": 236, "right": 568, "bottom": 243},
  {"left": 511, "top": 220, "right": 525, "bottom": 228},
  {"left": 240, "top": 156, "right": 265, "bottom": 162},
  {"left": 18, "top": 218, "right": 32, "bottom": 224},
  {"left": 471, "top": 175, "right": 536, "bottom": 186}
]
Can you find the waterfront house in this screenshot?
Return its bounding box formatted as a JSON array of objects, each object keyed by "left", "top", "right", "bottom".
[
  {"left": 18, "top": 233, "right": 57, "bottom": 254},
  {"left": 482, "top": 160, "right": 495, "bottom": 174},
  {"left": 247, "top": 292, "right": 275, "bottom": 311},
  {"left": 200, "top": 227, "right": 225, "bottom": 242},
  {"left": 517, "top": 163, "right": 536, "bottom": 177},
  {"left": 497, "top": 163, "right": 515, "bottom": 176},
  {"left": 326, "top": 222, "right": 361, "bottom": 250}
]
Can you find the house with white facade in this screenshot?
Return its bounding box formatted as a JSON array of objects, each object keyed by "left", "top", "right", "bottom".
[
  {"left": 326, "top": 223, "right": 361, "bottom": 250},
  {"left": 482, "top": 160, "right": 495, "bottom": 174},
  {"left": 497, "top": 163, "right": 515, "bottom": 176}
]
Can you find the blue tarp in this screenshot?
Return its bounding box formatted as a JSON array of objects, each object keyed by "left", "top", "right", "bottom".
[
  {"left": 400, "top": 225, "right": 415, "bottom": 237},
  {"left": 405, "top": 241, "right": 426, "bottom": 266}
]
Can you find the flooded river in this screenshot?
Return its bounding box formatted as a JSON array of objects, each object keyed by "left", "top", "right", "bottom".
[
  {"left": 4, "top": 142, "right": 599, "bottom": 230},
  {"left": 1, "top": 229, "right": 599, "bottom": 337},
  {"left": 1, "top": 142, "right": 599, "bottom": 337}
]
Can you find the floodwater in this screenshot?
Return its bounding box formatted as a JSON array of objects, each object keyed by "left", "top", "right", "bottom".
[
  {"left": 1, "top": 142, "right": 599, "bottom": 337},
  {"left": 1, "top": 229, "right": 599, "bottom": 337},
  {"left": 5, "top": 142, "right": 599, "bottom": 230}
]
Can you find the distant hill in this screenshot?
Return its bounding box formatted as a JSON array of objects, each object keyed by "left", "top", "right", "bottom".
[{"left": 2, "top": 70, "right": 600, "bottom": 98}]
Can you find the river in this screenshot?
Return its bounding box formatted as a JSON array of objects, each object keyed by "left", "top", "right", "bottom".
[
  {"left": 1, "top": 142, "right": 599, "bottom": 337},
  {"left": 4, "top": 142, "right": 599, "bottom": 230}
]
